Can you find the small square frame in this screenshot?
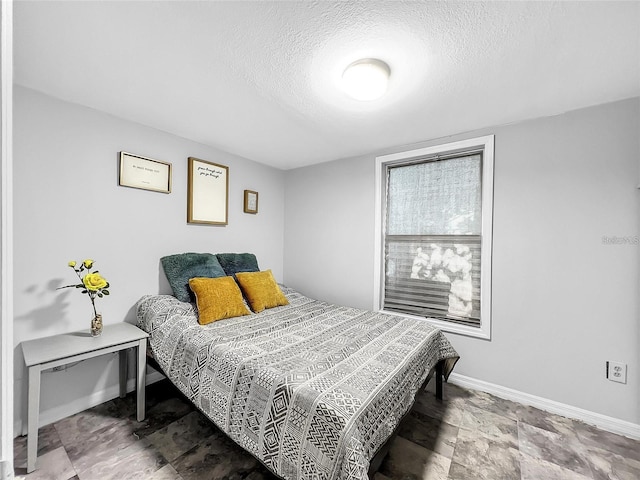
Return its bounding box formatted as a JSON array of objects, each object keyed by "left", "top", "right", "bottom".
[{"left": 244, "top": 190, "right": 259, "bottom": 214}]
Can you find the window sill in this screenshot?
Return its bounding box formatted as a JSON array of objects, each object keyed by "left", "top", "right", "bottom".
[{"left": 377, "top": 308, "right": 491, "bottom": 340}]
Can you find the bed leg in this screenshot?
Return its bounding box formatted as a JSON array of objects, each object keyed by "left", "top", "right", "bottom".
[{"left": 435, "top": 361, "right": 443, "bottom": 400}]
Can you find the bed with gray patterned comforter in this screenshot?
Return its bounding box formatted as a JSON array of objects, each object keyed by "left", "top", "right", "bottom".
[{"left": 136, "top": 286, "right": 459, "bottom": 480}]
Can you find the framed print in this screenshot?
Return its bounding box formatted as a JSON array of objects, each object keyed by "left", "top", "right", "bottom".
[
  {"left": 118, "top": 152, "right": 172, "bottom": 193},
  {"left": 187, "top": 157, "right": 228, "bottom": 225},
  {"left": 244, "top": 190, "right": 258, "bottom": 214}
]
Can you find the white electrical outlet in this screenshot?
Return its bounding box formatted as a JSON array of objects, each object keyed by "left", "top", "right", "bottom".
[{"left": 607, "top": 361, "right": 627, "bottom": 384}]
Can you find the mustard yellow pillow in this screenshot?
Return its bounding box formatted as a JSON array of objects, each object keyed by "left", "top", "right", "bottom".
[
  {"left": 189, "top": 276, "right": 251, "bottom": 325},
  {"left": 235, "top": 270, "right": 289, "bottom": 313}
]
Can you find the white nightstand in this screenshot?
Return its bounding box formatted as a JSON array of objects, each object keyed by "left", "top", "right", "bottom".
[{"left": 21, "top": 322, "right": 149, "bottom": 473}]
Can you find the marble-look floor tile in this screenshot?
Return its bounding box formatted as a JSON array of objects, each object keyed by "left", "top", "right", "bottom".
[
  {"left": 54, "top": 400, "right": 132, "bottom": 449},
  {"left": 449, "top": 426, "right": 520, "bottom": 479},
  {"left": 14, "top": 424, "right": 64, "bottom": 469},
  {"left": 145, "top": 378, "right": 184, "bottom": 409},
  {"left": 371, "top": 473, "right": 391, "bottom": 480},
  {"left": 423, "top": 381, "right": 474, "bottom": 409},
  {"left": 378, "top": 435, "right": 451, "bottom": 480},
  {"left": 466, "top": 389, "right": 520, "bottom": 421},
  {"left": 446, "top": 461, "right": 477, "bottom": 480},
  {"left": 518, "top": 422, "right": 593, "bottom": 477},
  {"left": 134, "top": 396, "right": 195, "bottom": 439},
  {"left": 412, "top": 390, "right": 465, "bottom": 428},
  {"left": 14, "top": 446, "right": 76, "bottom": 480},
  {"left": 148, "top": 410, "right": 217, "bottom": 463},
  {"left": 517, "top": 404, "right": 578, "bottom": 438},
  {"left": 63, "top": 418, "right": 139, "bottom": 476},
  {"left": 15, "top": 380, "right": 640, "bottom": 480},
  {"left": 77, "top": 438, "right": 166, "bottom": 480},
  {"left": 573, "top": 420, "right": 640, "bottom": 463},
  {"left": 520, "top": 452, "right": 592, "bottom": 480},
  {"left": 145, "top": 464, "right": 184, "bottom": 480},
  {"left": 110, "top": 394, "right": 139, "bottom": 418},
  {"left": 584, "top": 445, "right": 640, "bottom": 480},
  {"left": 396, "top": 409, "right": 459, "bottom": 459},
  {"left": 171, "top": 431, "right": 276, "bottom": 480},
  {"left": 448, "top": 460, "right": 521, "bottom": 480},
  {"left": 459, "top": 404, "right": 519, "bottom": 448}
]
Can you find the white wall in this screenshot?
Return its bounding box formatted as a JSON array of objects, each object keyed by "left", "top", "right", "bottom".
[
  {"left": 1, "top": 0, "right": 14, "bottom": 474},
  {"left": 284, "top": 98, "right": 640, "bottom": 425},
  {"left": 13, "top": 86, "right": 285, "bottom": 433}
]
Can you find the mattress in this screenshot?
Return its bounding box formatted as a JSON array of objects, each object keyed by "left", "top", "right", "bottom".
[{"left": 136, "top": 286, "right": 459, "bottom": 480}]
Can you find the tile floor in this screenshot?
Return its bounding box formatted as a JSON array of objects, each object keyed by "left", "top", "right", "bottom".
[{"left": 13, "top": 379, "right": 640, "bottom": 480}]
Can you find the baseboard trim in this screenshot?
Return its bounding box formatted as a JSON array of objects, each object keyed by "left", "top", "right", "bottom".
[
  {"left": 448, "top": 373, "right": 640, "bottom": 440},
  {"left": 13, "top": 370, "right": 165, "bottom": 438}
]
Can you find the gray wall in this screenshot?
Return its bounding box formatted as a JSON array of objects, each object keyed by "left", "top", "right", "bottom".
[
  {"left": 13, "top": 87, "right": 640, "bottom": 431},
  {"left": 13, "top": 86, "right": 285, "bottom": 431},
  {"left": 284, "top": 98, "right": 640, "bottom": 424}
]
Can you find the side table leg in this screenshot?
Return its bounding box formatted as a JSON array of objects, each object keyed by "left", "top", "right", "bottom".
[
  {"left": 119, "top": 349, "right": 127, "bottom": 398},
  {"left": 27, "top": 364, "right": 41, "bottom": 473},
  {"left": 136, "top": 338, "right": 146, "bottom": 422}
]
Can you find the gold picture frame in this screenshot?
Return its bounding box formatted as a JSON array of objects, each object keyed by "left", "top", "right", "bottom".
[
  {"left": 244, "top": 190, "right": 258, "bottom": 214},
  {"left": 187, "top": 157, "right": 229, "bottom": 225},
  {"left": 118, "top": 152, "right": 172, "bottom": 193}
]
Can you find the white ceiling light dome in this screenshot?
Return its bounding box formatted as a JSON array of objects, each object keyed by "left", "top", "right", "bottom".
[{"left": 342, "top": 58, "right": 390, "bottom": 101}]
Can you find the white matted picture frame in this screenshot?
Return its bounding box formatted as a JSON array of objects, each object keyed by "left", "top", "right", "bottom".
[
  {"left": 187, "top": 157, "right": 229, "bottom": 225},
  {"left": 118, "top": 152, "right": 172, "bottom": 193},
  {"left": 244, "top": 190, "right": 258, "bottom": 214}
]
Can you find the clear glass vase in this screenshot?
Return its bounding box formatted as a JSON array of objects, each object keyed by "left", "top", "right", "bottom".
[{"left": 91, "top": 313, "right": 103, "bottom": 337}]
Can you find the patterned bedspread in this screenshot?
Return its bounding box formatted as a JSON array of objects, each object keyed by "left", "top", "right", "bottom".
[{"left": 136, "top": 287, "right": 459, "bottom": 480}]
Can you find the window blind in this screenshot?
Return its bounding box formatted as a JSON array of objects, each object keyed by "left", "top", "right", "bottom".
[
  {"left": 383, "top": 153, "right": 483, "bottom": 327},
  {"left": 384, "top": 235, "right": 482, "bottom": 326}
]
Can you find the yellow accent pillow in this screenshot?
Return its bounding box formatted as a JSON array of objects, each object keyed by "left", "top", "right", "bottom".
[
  {"left": 235, "top": 270, "right": 289, "bottom": 313},
  {"left": 189, "top": 276, "right": 251, "bottom": 325}
]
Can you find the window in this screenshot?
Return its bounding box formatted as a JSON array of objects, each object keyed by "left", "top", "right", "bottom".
[{"left": 374, "top": 136, "right": 494, "bottom": 339}]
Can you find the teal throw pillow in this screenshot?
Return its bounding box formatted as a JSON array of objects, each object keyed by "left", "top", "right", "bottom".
[
  {"left": 216, "top": 253, "right": 259, "bottom": 276},
  {"left": 161, "top": 253, "right": 226, "bottom": 302}
]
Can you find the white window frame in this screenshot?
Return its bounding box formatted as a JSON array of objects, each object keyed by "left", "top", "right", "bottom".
[{"left": 374, "top": 135, "right": 494, "bottom": 339}]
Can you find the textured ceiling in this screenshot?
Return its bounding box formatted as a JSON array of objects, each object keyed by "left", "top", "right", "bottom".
[{"left": 14, "top": 1, "right": 640, "bottom": 170}]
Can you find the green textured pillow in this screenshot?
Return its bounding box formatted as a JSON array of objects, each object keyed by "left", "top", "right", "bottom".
[
  {"left": 216, "top": 253, "right": 259, "bottom": 276},
  {"left": 161, "top": 253, "right": 226, "bottom": 302}
]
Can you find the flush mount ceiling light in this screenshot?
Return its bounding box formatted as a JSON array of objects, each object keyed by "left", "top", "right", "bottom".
[{"left": 342, "top": 58, "right": 390, "bottom": 101}]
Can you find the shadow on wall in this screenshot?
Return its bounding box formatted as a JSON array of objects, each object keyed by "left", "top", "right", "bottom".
[
  {"left": 124, "top": 303, "right": 138, "bottom": 324},
  {"left": 157, "top": 259, "right": 171, "bottom": 295},
  {"left": 14, "top": 278, "right": 73, "bottom": 332},
  {"left": 13, "top": 278, "right": 71, "bottom": 435},
  {"left": 124, "top": 259, "right": 171, "bottom": 324}
]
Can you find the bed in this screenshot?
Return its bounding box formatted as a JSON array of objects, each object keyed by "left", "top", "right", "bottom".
[{"left": 136, "top": 281, "right": 459, "bottom": 480}]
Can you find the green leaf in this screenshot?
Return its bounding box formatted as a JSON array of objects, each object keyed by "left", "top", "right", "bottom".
[
  {"left": 97, "top": 293, "right": 103, "bottom": 298},
  {"left": 102, "top": 290, "right": 110, "bottom": 295},
  {"left": 81, "top": 290, "right": 88, "bottom": 294}
]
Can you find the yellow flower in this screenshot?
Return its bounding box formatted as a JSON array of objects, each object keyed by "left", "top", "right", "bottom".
[
  {"left": 68, "top": 261, "right": 76, "bottom": 268},
  {"left": 83, "top": 259, "right": 94, "bottom": 269},
  {"left": 83, "top": 273, "right": 108, "bottom": 291}
]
